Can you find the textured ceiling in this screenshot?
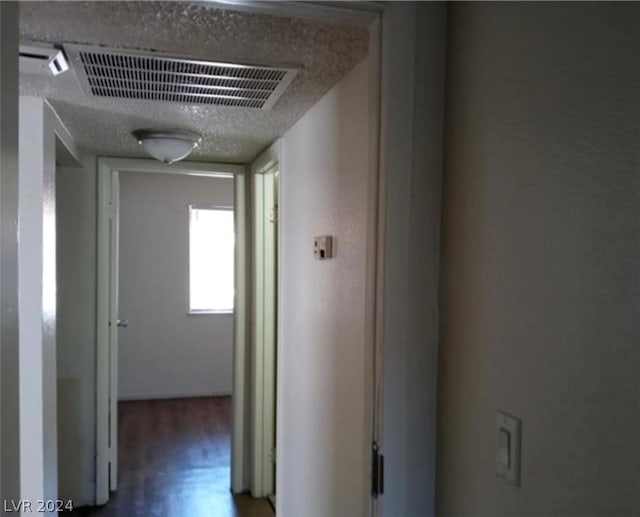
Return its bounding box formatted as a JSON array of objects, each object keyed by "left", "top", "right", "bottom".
[{"left": 19, "top": 1, "right": 368, "bottom": 163}]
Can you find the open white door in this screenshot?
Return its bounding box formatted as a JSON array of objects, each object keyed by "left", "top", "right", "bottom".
[{"left": 96, "top": 164, "right": 119, "bottom": 503}]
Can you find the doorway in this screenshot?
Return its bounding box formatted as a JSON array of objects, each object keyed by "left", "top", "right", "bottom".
[
  {"left": 95, "top": 159, "right": 260, "bottom": 509},
  {"left": 94, "top": 156, "right": 282, "bottom": 517}
]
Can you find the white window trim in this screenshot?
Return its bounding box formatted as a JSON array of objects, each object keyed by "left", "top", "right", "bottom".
[{"left": 187, "top": 309, "right": 234, "bottom": 315}]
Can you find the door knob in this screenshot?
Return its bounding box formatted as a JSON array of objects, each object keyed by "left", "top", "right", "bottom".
[{"left": 117, "top": 319, "right": 129, "bottom": 328}]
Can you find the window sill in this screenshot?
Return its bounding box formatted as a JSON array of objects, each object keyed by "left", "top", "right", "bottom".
[{"left": 188, "top": 310, "right": 234, "bottom": 315}]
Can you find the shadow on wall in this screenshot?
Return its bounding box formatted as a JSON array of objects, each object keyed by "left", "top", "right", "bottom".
[{"left": 437, "top": 2, "right": 640, "bottom": 516}]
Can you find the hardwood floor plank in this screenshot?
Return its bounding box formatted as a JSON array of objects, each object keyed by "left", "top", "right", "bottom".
[{"left": 68, "top": 396, "right": 273, "bottom": 517}]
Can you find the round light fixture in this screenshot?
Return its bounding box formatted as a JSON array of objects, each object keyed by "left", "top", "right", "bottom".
[{"left": 132, "top": 129, "right": 202, "bottom": 164}]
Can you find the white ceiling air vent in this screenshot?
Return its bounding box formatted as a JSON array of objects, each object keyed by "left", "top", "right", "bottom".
[
  {"left": 63, "top": 44, "right": 298, "bottom": 110},
  {"left": 20, "top": 42, "right": 69, "bottom": 76}
]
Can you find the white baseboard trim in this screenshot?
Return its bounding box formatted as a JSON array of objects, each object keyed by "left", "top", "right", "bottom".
[{"left": 118, "top": 390, "right": 231, "bottom": 402}]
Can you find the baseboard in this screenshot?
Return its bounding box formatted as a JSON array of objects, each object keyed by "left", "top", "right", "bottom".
[{"left": 118, "top": 390, "right": 231, "bottom": 402}]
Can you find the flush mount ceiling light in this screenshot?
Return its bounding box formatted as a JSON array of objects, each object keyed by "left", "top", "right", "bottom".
[{"left": 132, "top": 129, "right": 202, "bottom": 164}]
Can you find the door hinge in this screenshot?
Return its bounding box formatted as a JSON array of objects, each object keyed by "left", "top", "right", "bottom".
[
  {"left": 269, "top": 204, "right": 278, "bottom": 223},
  {"left": 372, "top": 441, "right": 384, "bottom": 498}
]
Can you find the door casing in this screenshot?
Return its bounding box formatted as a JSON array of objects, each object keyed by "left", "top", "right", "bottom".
[{"left": 250, "top": 146, "right": 280, "bottom": 498}]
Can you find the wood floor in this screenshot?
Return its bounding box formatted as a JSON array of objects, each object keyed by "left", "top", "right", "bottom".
[{"left": 69, "top": 397, "right": 273, "bottom": 517}]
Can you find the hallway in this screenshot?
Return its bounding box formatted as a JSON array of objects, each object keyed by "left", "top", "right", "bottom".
[{"left": 70, "top": 397, "right": 273, "bottom": 517}]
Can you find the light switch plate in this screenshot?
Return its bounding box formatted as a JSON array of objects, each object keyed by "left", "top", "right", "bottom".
[{"left": 496, "top": 411, "right": 521, "bottom": 486}]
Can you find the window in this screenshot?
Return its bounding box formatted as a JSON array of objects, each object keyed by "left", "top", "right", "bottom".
[{"left": 189, "top": 206, "right": 234, "bottom": 313}]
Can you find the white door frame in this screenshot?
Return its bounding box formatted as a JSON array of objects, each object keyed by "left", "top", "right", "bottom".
[
  {"left": 95, "top": 157, "right": 243, "bottom": 504},
  {"left": 232, "top": 165, "right": 249, "bottom": 494},
  {"left": 376, "top": 5, "right": 447, "bottom": 516},
  {"left": 249, "top": 145, "right": 280, "bottom": 497}
]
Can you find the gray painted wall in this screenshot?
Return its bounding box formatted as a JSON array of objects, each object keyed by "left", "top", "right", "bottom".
[
  {"left": 437, "top": 3, "right": 640, "bottom": 515},
  {"left": 0, "top": 2, "right": 20, "bottom": 507},
  {"left": 118, "top": 172, "right": 234, "bottom": 400},
  {"left": 56, "top": 159, "right": 97, "bottom": 506}
]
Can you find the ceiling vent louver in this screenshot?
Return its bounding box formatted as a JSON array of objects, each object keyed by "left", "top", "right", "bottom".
[{"left": 63, "top": 44, "right": 298, "bottom": 110}]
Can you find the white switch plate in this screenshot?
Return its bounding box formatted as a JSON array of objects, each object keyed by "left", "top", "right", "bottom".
[
  {"left": 496, "top": 411, "right": 521, "bottom": 486},
  {"left": 314, "top": 235, "right": 333, "bottom": 260}
]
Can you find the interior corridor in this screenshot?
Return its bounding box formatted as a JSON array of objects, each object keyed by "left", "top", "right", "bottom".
[{"left": 69, "top": 397, "right": 273, "bottom": 517}]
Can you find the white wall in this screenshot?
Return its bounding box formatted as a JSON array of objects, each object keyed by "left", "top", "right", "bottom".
[
  {"left": 56, "top": 158, "right": 97, "bottom": 506},
  {"left": 437, "top": 3, "right": 640, "bottom": 515},
  {"left": 118, "top": 172, "right": 234, "bottom": 400},
  {"left": 18, "top": 97, "right": 58, "bottom": 515},
  {"left": 277, "top": 55, "right": 373, "bottom": 517},
  {"left": 0, "top": 1, "right": 20, "bottom": 505}
]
